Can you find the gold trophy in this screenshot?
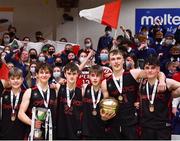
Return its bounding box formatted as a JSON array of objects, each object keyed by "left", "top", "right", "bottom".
[
  {"left": 100, "top": 97, "right": 119, "bottom": 114},
  {"left": 33, "top": 107, "right": 47, "bottom": 139}
]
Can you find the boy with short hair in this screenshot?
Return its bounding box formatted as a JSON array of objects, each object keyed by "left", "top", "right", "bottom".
[
  {"left": 0, "top": 67, "right": 26, "bottom": 139},
  {"left": 136, "top": 56, "right": 180, "bottom": 140},
  {"left": 100, "top": 49, "right": 166, "bottom": 139},
  {"left": 56, "top": 62, "right": 83, "bottom": 139},
  {"left": 82, "top": 65, "right": 105, "bottom": 139},
  {"left": 18, "top": 63, "right": 57, "bottom": 140}
]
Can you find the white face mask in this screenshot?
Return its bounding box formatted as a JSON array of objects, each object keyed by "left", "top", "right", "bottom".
[
  {"left": 79, "top": 57, "right": 86, "bottom": 63},
  {"left": 126, "top": 61, "right": 132, "bottom": 70},
  {"left": 53, "top": 71, "right": 61, "bottom": 78},
  {"left": 5, "top": 50, "right": 10, "bottom": 54},
  {"left": 3, "top": 38, "right": 10, "bottom": 44},
  {"left": 165, "top": 39, "right": 173, "bottom": 45},
  {"left": 38, "top": 56, "right": 45, "bottom": 62},
  {"left": 30, "top": 67, "right": 36, "bottom": 73},
  {"left": 85, "top": 43, "right": 91, "bottom": 48}
]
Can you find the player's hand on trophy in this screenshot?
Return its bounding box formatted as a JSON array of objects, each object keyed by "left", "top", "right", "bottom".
[
  {"left": 35, "top": 120, "right": 42, "bottom": 129},
  {"left": 134, "top": 102, "right": 140, "bottom": 109},
  {"left": 100, "top": 108, "right": 116, "bottom": 121}
]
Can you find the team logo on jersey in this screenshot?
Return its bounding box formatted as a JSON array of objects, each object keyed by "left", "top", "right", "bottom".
[
  {"left": 4, "top": 95, "right": 8, "bottom": 100},
  {"left": 108, "top": 83, "right": 112, "bottom": 88},
  {"left": 87, "top": 89, "right": 90, "bottom": 94},
  {"left": 34, "top": 93, "right": 38, "bottom": 97}
]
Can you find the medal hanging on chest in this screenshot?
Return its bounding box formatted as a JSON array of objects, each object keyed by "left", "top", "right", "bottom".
[
  {"left": 146, "top": 79, "right": 158, "bottom": 113},
  {"left": 149, "top": 103, "right": 155, "bottom": 112},
  {"left": 91, "top": 86, "right": 101, "bottom": 116},
  {"left": 92, "top": 109, "right": 97, "bottom": 116},
  {"left": 118, "top": 95, "right": 123, "bottom": 102},
  {"left": 112, "top": 72, "right": 124, "bottom": 103},
  {"left": 11, "top": 111, "right": 16, "bottom": 121},
  {"left": 10, "top": 90, "right": 20, "bottom": 122}
]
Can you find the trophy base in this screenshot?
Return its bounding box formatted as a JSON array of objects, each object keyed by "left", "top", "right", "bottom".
[{"left": 34, "top": 129, "right": 44, "bottom": 140}]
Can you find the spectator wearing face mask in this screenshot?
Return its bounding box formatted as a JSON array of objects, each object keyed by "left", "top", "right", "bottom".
[
  {"left": 157, "top": 32, "right": 175, "bottom": 71},
  {"left": 28, "top": 48, "right": 38, "bottom": 64},
  {"left": 78, "top": 49, "right": 88, "bottom": 65},
  {"left": 97, "top": 26, "right": 113, "bottom": 53},
  {"left": 165, "top": 61, "right": 178, "bottom": 78},
  {"left": 35, "top": 31, "right": 44, "bottom": 42},
  {"left": 125, "top": 53, "right": 137, "bottom": 71},
  {"left": 1, "top": 32, "right": 11, "bottom": 46},
  {"left": 47, "top": 45, "right": 56, "bottom": 65},
  {"left": 8, "top": 25, "right": 19, "bottom": 42},
  {"left": 50, "top": 66, "right": 64, "bottom": 86},
  {"left": 3, "top": 45, "right": 11, "bottom": 54},
  {"left": 84, "top": 37, "right": 93, "bottom": 52},
  {"left": 26, "top": 62, "right": 37, "bottom": 88},
  {"left": 98, "top": 48, "right": 109, "bottom": 67},
  {"left": 54, "top": 56, "right": 63, "bottom": 67},
  {"left": 60, "top": 44, "right": 73, "bottom": 66},
  {"left": 38, "top": 52, "right": 47, "bottom": 63}
]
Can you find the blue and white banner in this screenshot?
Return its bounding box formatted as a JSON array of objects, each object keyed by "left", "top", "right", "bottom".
[{"left": 135, "top": 8, "right": 180, "bottom": 33}]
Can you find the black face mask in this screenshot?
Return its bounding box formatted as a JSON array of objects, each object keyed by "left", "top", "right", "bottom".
[
  {"left": 48, "top": 51, "right": 55, "bottom": 56},
  {"left": 156, "top": 38, "right": 162, "bottom": 43},
  {"left": 30, "top": 54, "right": 37, "bottom": 59},
  {"left": 9, "top": 32, "right": 15, "bottom": 37},
  {"left": 55, "top": 62, "right": 62, "bottom": 67},
  {"left": 65, "top": 50, "right": 70, "bottom": 54},
  {"left": 36, "top": 37, "right": 42, "bottom": 42}
]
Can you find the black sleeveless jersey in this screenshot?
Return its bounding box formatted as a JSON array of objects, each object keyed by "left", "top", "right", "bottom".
[
  {"left": 56, "top": 84, "right": 83, "bottom": 139},
  {"left": 82, "top": 84, "right": 105, "bottom": 139},
  {"left": 26, "top": 86, "right": 57, "bottom": 139},
  {"left": 106, "top": 71, "right": 139, "bottom": 126},
  {"left": 139, "top": 79, "right": 172, "bottom": 129},
  {"left": 0, "top": 89, "right": 26, "bottom": 139},
  {"left": 27, "top": 86, "right": 57, "bottom": 118}
]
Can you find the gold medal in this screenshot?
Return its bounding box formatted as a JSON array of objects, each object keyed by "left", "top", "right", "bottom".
[
  {"left": 149, "top": 104, "right": 154, "bottom": 112},
  {"left": 118, "top": 95, "right": 123, "bottom": 102},
  {"left": 11, "top": 113, "right": 16, "bottom": 121},
  {"left": 92, "top": 109, "right": 97, "bottom": 116}
]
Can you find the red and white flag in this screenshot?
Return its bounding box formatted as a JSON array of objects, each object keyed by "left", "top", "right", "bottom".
[{"left": 79, "top": 0, "right": 121, "bottom": 29}]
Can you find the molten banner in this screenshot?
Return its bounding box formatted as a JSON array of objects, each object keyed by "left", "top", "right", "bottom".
[{"left": 135, "top": 8, "right": 180, "bottom": 33}]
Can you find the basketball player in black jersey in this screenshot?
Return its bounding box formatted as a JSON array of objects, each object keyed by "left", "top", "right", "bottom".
[
  {"left": 18, "top": 63, "right": 57, "bottom": 140},
  {"left": 100, "top": 49, "right": 166, "bottom": 139},
  {"left": 0, "top": 68, "right": 25, "bottom": 139},
  {"left": 135, "top": 56, "right": 180, "bottom": 140},
  {"left": 82, "top": 65, "right": 105, "bottom": 139},
  {"left": 56, "top": 62, "right": 83, "bottom": 139}
]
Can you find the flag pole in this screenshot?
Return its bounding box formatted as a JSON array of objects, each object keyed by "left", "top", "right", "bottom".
[{"left": 114, "top": 29, "right": 118, "bottom": 39}]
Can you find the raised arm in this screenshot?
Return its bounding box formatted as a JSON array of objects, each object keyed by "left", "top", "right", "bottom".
[
  {"left": 130, "top": 69, "right": 166, "bottom": 92},
  {"left": 79, "top": 49, "right": 95, "bottom": 71},
  {"left": 18, "top": 88, "right": 32, "bottom": 126}
]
